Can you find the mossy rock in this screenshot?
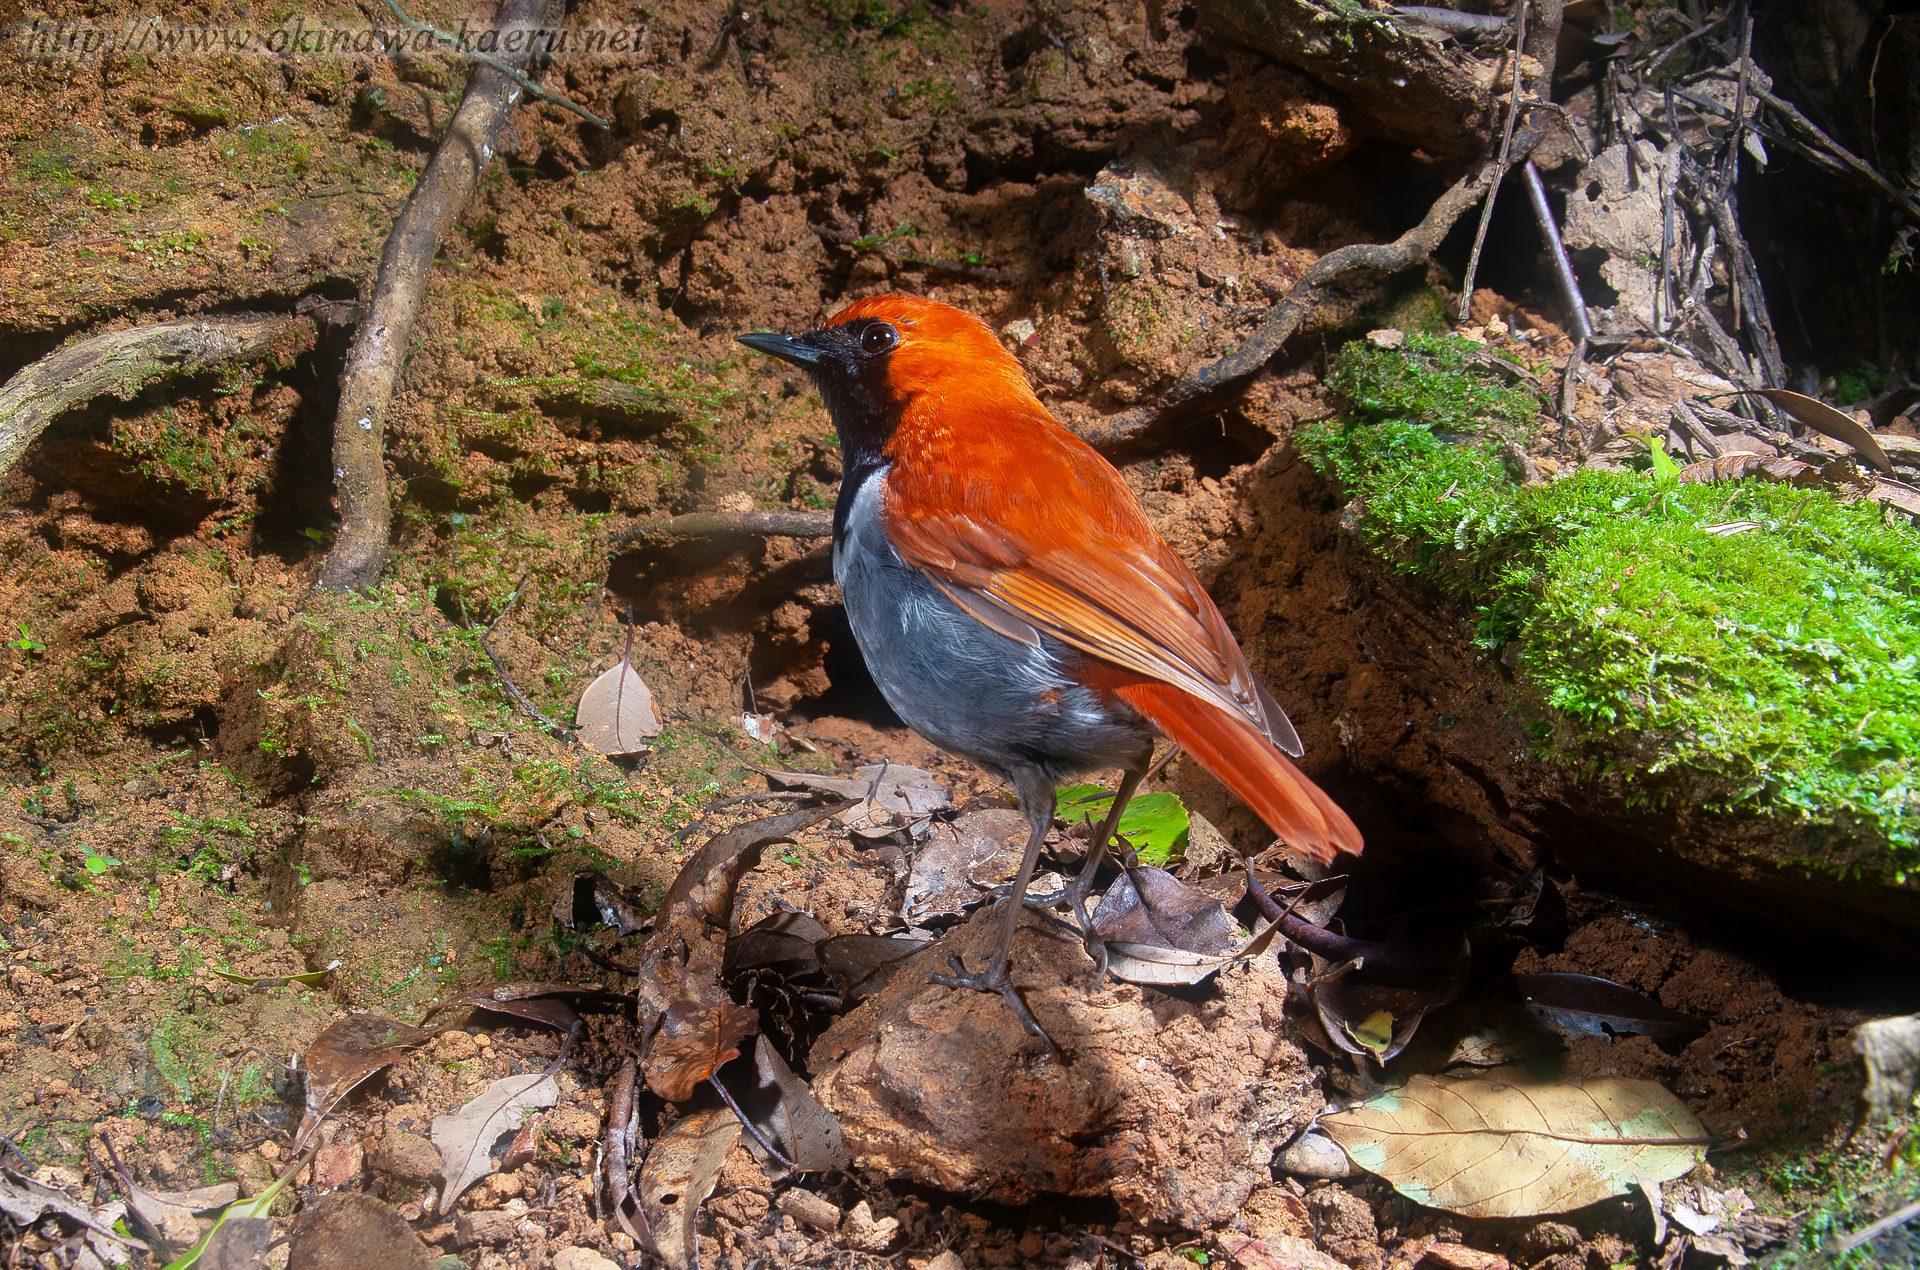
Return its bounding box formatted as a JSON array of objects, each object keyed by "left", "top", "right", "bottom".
[{"left": 1298, "top": 333, "right": 1920, "bottom": 953}]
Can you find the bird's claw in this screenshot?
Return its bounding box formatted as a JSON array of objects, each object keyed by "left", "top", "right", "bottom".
[{"left": 928, "top": 955, "right": 1061, "bottom": 1051}]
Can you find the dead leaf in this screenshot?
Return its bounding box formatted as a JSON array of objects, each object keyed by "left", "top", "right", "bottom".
[
  {"left": 288, "top": 1193, "right": 433, "bottom": 1270},
  {"left": 1105, "top": 907, "right": 1290, "bottom": 987},
  {"left": 639, "top": 1108, "right": 742, "bottom": 1270},
  {"left": 754, "top": 763, "right": 951, "bottom": 818},
  {"left": 431, "top": 1073, "right": 559, "bottom": 1214},
  {"left": 426, "top": 980, "right": 631, "bottom": 1037},
  {"left": 817, "top": 934, "right": 933, "bottom": 1003},
  {"left": 126, "top": 1181, "right": 200, "bottom": 1247},
  {"left": 1091, "top": 863, "right": 1236, "bottom": 954},
  {"left": 656, "top": 803, "right": 849, "bottom": 931},
  {"left": 1320, "top": 1072, "right": 1708, "bottom": 1217},
  {"left": 726, "top": 908, "right": 830, "bottom": 982},
  {"left": 1309, "top": 922, "right": 1470, "bottom": 1064},
  {"left": 1517, "top": 972, "right": 1707, "bottom": 1041},
  {"left": 0, "top": 1167, "right": 148, "bottom": 1253},
  {"left": 197, "top": 1216, "right": 273, "bottom": 1270},
  {"left": 575, "top": 657, "right": 661, "bottom": 755},
  {"left": 296, "top": 1015, "right": 441, "bottom": 1153},
  {"left": 730, "top": 1034, "right": 851, "bottom": 1171},
  {"left": 903, "top": 810, "right": 1028, "bottom": 924},
  {"left": 1742, "top": 388, "right": 1895, "bottom": 474},
  {"left": 646, "top": 996, "right": 760, "bottom": 1102},
  {"left": 1676, "top": 453, "right": 1816, "bottom": 484}
]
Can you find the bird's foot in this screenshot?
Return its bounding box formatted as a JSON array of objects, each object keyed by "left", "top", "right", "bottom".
[{"left": 928, "top": 955, "right": 1062, "bottom": 1053}]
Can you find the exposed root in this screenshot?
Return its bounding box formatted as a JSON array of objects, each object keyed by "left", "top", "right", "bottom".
[
  {"left": 318, "top": 0, "right": 572, "bottom": 593},
  {"left": 612, "top": 509, "right": 834, "bottom": 547},
  {"left": 0, "top": 314, "right": 312, "bottom": 482}
]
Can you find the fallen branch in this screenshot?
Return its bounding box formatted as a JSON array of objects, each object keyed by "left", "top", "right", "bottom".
[
  {"left": 0, "top": 315, "right": 312, "bottom": 482},
  {"left": 318, "top": 0, "right": 569, "bottom": 592},
  {"left": 613, "top": 509, "right": 834, "bottom": 548},
  {"left": 1075, "top": 122, "right": 1548, "bottom": 453}
]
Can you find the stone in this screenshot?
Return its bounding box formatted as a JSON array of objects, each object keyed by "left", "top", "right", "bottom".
[
  {"left": 376, "top": 1131, "right": 443, "bottom": 1184},
  {"left": 775, "top": 1189, "right": 841, "bottom": 1233},
  {"left": 811, "top": 906, "right": 1320, "bottom": 1227},
  {"left": 552, "top": 1250, "right": 620, "bottom": 1270},
  {"left": 455, "top": 1210, "right": 515, "bottom": 1248}
]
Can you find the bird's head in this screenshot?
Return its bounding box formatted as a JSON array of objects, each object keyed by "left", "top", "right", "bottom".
[{"left": 738, "top": 295, "right": 1043, "bottom": 465}]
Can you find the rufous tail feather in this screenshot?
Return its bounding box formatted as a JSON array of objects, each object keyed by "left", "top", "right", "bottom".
[{"left": 1115, "top": 681, "right": 1363, "bottom": 865}]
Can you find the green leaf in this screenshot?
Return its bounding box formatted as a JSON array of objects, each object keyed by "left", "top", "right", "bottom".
[
  {"left": 1056, "top": 783, "right": 1190, "bottom": 867},
  {"left": 83, "top": 855, "right": 120, "bottom": 874}
]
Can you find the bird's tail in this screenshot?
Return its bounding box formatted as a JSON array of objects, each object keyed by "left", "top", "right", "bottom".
[{"left": 1112, "top": 680, "right": 1363, "bottom": 865}]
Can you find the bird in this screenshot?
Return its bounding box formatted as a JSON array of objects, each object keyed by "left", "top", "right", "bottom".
[{"left": 738, "top": 296, "right": 1363, "bottom": 1040}]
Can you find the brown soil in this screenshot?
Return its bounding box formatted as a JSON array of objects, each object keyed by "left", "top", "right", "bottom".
[{"left": 0, "top": 0, "right": 1912, "bottom": 1265}]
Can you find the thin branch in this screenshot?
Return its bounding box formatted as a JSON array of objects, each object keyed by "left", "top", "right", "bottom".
[
  {"left": 318, "top": 0, "right": 568, "bottom": 592},
  {"left": 1459, "top": 0, "right": 1531, "bottom": 320},
  {"left": 0, "top": 315, "right": 311, "bottom": 483},
  {"left": 1833, "top": 1196, "right": 1920, "bottom": 1256},
  {"left": 1522, "top": 160, "right": 1593, "bottom": 342},
  {"left": 613, "top": 509, "right": 834, "bottom": 547},
  {"left": 382, "top": 0, "right": 610, "bottom": 129},
  {"left": 1075, "top": 121, "right": 1551, "bottom": 452}
]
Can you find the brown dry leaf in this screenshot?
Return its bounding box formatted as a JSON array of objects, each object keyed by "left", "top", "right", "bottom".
[
  {"left": 646, "top": 996, "right": 760, "bottom": 1103},
  {"left": 426, "top": 980, "right": 632, "bottom": 1037},
  {"left": 1517, "top": 972, "right": 1706, "bottom": 1041},
  {"left": 639, "top": 1107, "right": 742, "bottom": 1270},
  {"left": 726, "top": 908, "right": 830, "bottom": 982},
  {"left": 288, "top": 1193, "right": 433, "bottom": 1270},
  {"left": 1308, "top": 923, "right": 1470, "bottom": 1064},
  {"left": 1320, "top": 1072, "right": 1707, "bottom": 1217},
  {"left": 197, "top": 1216, "right": 273, "bottom": 1270},
  {"left": 431, "top": 1073, "right": 559, "bottom": 1214},
  {"left": 817, "top": 934, "right": 933, "bottom": 1003},
  {"left": 656, "top": 803, "right": 850, "bottom": 931},
  {"left": 296, "top": 1015, "right": 440, "bottom": 1153},
  {"left": 751, "top": 1035, "right": 851, "bottom": 1171},
  {"left": 1677, "top": 453, "right": 1815, "bottom": 484},
  {"left": 575, "top": 658, "right": 661, "bottom": 755},
  {"left": 1387, "top": 999, "right": 1559, "bottom": 1073},
  {"left": 754, "top": 763, "right": 952, "bottom": 818},
  {"left": 1745, "top": 388, "right": 1895, "bottom": 474},
  {"left": 1091, "top": 863, "right": 1236, "bottom": 953}
]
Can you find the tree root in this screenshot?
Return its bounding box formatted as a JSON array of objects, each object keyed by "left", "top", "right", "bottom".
[
  {"left": 318, "top": 0, "right": 569, "bottom": 593},
  {"left": 1075, "top": 122, "right": 1548, "bottom": 454},
  {"left": 0, "top": 314, "right": 312, "bottom": 483},
  {"left": 612, "top": 509, "right": 834, "bottom": 548}
]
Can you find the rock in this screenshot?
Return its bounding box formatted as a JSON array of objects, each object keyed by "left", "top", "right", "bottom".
[
  {"left": 1217, "top": 1234, "right": 1347, "bottom": 1270},
  {"left": 288, "top": 1193, "right": 433, "bottom": 1270},
  {"left": 810, "top": 905, "right": 1320, "bottom": 1227},
  {"left": 1418, "top": 1244, "right": 1511, "bottom": 1270},
  {"left": 376, "top": 1131, "right": 443, "bottom": 1184},
  {"left": 924, "top": 1254, "right": 965, "bottom": 1270},
  {"left": 312, "top": 1140, "right": 363, "bottom": 1191},
  {"left": 455, "top": 1210, "right": 515, "bottom": 1248},
  {"left": 841, "top": 1201, "right": 900, "bottom": 1253},
  {"left": 552, "top": 1250, "right": 621, "bottom": 1270},
  {"left": 774, "top": 1189, "right": 840, "bottom": 1233},
  {"left": 1276, "top": 1131, "right": 1352, "bottom": 1179}
]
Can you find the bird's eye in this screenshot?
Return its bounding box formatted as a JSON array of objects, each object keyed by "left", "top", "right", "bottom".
[{"left": 860, "top": 323, "right": 899, "bottom": 355}]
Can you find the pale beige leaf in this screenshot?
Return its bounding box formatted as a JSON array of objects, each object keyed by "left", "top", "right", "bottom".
[
  {"left": 431, "top": 1074, "right": 558, "bottom": 1214},
  {"left": 639, "top": 1107, "right": 741, "bottom": 1270},
  {"left": 575, "top": 660, "right": 660, "bottom": 755},
  {"left": 1748, "top": 388, "right": 1894, "bottom": 474},
  {"left": 1320, "top": 1073, "right": 1706, "bottom": 1217}
]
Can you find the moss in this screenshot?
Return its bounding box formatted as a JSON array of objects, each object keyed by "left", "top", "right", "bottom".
[{"left": 1302, "top": 334, "right": 1920, "bottom": 877}]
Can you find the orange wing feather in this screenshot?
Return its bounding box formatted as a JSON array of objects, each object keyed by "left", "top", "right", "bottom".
[{"left": 827, "top": 296, "right": 1362, "bottom": 863}]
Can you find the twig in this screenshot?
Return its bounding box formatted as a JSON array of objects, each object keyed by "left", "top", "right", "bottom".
[
  {"left": 1833, "top": 1196, "right": 1920, "bottom": 1255},
  {"left": 486, "top": 569, "right": 536, "bottom": 638},
  {"left": 613, "top": 508, "right": 834, "bottom": 547},
  {"left": 708, "top": 1074, "right": 797, "bottom": 1170},
  {"left": 381, "top": 0, "right": 610, "bottom": 128},
  {"left": 1076, "top": 122, "right": 1550, "bottom": 452},
  {"left": 0, "top": 315, "right": 311, "bottom": 483},
  {"left": 1522, "top": 160, "right": 1592, "bottom": 342},
  {"left": 457, "top": 594, "right": 574, "bottom": 737},
  {"left": 319, "top": 0, "right": 567, "bottom": 592},
  {"left": 1459, "top": 0, "right": 1531, "bottom": 320}
]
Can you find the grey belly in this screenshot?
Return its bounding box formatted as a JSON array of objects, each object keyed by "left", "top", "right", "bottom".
[{"left": 834, "top": 468, "right": 1151, "bottom": 784}]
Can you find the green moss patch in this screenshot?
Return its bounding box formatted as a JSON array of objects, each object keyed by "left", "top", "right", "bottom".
[{"left": 1302, "top": 334, "right": 1920, "bottom": 877}]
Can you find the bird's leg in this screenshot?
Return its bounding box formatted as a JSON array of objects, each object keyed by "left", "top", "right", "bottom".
[
  {"left": 928, "top": 773, "right": 1058, "bottom": 1044},
  {"left": 1057, "top": 767, "right": 1145, "bottom": 976}
]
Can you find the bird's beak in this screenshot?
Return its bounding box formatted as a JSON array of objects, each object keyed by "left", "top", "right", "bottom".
[{"left": 736, "top": 330, "right": 826, "bottom": 367}]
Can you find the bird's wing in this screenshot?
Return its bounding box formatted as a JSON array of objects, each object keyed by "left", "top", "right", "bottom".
[{"left": 880, "top": 422, "right": 1303, "bottom": 757}]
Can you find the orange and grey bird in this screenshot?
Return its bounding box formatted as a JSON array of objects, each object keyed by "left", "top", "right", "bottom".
[{"left": 738, "top": 296, "right": 1362, "bottom": 1037}]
